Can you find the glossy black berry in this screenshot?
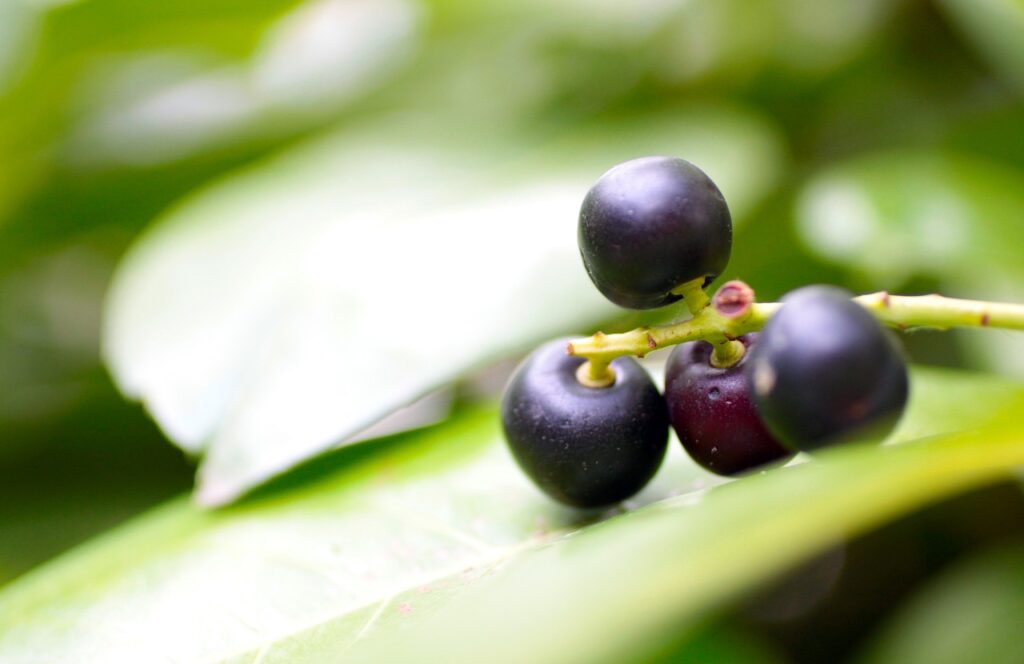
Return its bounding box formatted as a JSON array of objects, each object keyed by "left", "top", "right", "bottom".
[
  {"left": 746, "top": 286, "right": 910, "bottom": 451},
  {"left": 578, "top": 156, "right": 732, "bottom": 310},
  {"left": 665, "top": 334, "right": 793, "bottom": 476},
  {"left": 501, "top": 339, "right": 669, "bottom": 508}
]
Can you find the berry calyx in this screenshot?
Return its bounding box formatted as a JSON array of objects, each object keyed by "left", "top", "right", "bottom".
[
  {"left": 665, "top": 334, "right": 793, "bottom": 476},
  {"left": 746, "top": 286, "right": 910, "bottom": 451},
  {"left": 501, "top": 339, "right": 669, "bottom": 508},
  {"left": 578, "top": 156, "right": 733, "bottom": 310}
]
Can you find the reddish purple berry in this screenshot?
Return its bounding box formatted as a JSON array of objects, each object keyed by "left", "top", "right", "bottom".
[{"left": 665, "top": 334, "right": 793, "bottom": 475}]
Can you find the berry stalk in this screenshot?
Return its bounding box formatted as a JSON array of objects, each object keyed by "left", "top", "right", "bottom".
[{"left": 567, "top": 283, "right": 1024, "bottom": 373}]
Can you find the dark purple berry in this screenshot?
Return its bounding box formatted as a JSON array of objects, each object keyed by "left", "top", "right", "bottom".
[
  {"left": 578, "top": 156, "right": 732, "bottom": 310},
  {"left": 501, "top": 339, "right": 669, "bottom": 508},
  {"left": 665, "top": 334, "right": 793, "bottom": 476},
  {"left": 746, "top": 286, "right": 910, "bottom": 451}
]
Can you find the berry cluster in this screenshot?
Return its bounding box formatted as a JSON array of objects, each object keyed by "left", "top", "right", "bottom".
[{"left": 502, "top": 157, "right": 911, "bottom": 508}]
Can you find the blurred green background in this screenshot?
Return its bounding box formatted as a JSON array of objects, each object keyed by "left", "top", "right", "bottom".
[{"left": 2, "top": 0, "right": 1024, "bottom": 660}]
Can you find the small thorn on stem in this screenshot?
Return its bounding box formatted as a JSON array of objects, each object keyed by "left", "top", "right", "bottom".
[
  {"left": 646, "top": 333, "right": 657, "bottom": 350},
  {"left": 881, "top": 291, "right": 891, "bottom": 308},
  {"left": 981, "top": 313, "right": 990, "bottom": 326},
  {"left": 713, "top": 280, "right": 755, "bottom": 318}
]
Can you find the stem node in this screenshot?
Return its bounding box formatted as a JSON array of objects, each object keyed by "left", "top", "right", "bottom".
[{"left": 713, "top": 280, "right": 755, "bottom": 319}]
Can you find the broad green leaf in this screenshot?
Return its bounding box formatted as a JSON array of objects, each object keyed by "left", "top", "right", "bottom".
[
  {"left": 0, "top": 404, "right": 720, "bottom": 663},
  {"left": 859, "top": 544, "right": 1024, "bottom": 664},
  {"left": 103, "top": 106, "right": 785, "bottom": 505},
  {"left": 1, "top": 368, "right": 1022, "bottom": 663}
]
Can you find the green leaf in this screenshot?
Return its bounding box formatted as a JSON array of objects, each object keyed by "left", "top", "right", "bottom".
[
  {"left": 938, "top": 0, "right": 1024, "bottom": 92},
  {"left": 1, "top": 368, "right": 1022, "bottom": 663},
  {"left": 103, "top": 106, "right": 785, "bottom": 505},
  {"left": 0, "top": 1, "right": 36, "bottom": 96},
  {"left": 859, "top": 543, "right": 1024, "bottom": 664},
  {"left": 656, "top": 623, "right": 786, "bottom": 664},
  {"left": 795, "top": 150, "right": 1024, "bottom": 378},
  {"left": 0, "top": 0, "right": 290, "bottom": 221}
]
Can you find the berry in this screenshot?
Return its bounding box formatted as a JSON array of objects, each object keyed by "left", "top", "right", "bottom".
[
  {"left": 501, "top": 339, "right": 669, "bottom": 508},
  {"left": 746, "top": 286, "right": 909, "bottom": 451},
  {"left": 578, "top": 156, "right": 732, "bottom": 310},
  {"left": 665, "top": 334, "right": 793, "bottom": 476}
]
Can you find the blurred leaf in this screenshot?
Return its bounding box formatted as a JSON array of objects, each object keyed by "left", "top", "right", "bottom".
[
  {"left": 796, "top": 150, "right": 1024, "bottom": 286},
  {"left": 655, "top": 623, "right": 785, "bottom": 663},
  {"left": 0, "top": 368, "right": 1022, "bottom": 663},
  {"left": 0, "top": 371, "right": 193, "bottom": 586},
  {"left": 0, "top": 1, "right": 37, "bottom": 95},
  {"left": 103, "top": 106, "right": 785, "bottom": 505},
  {"left": 59, "top": 0, "right": 422, "bottom": 168},
  {"left": 0, "top": 0, "right": 895, "bottom": 209},
  {"left": 0, "top": 0, "right": 294, "bottom": 220},
  {"left": 795, "top": 150, "right": 1024, "bottom": 378},
  {"left": 769, "top": 0, "right": 895, "bottom": 75},
  {"left": 859, "top": 543, "right": 1024, "bottom": 664},
  {"left": 938, "top": 0, "right": 1024, "bottom": 92}
]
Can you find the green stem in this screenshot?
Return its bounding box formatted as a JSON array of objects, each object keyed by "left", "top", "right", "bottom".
[
  {"left": 672, "top": 278, "right": 711, "bottom": 316},
  {"left": 567, "top": 291, "right": 1024, "bottom": 367},
  {"left": 710, "top": 339, "right": 747, "bottom": 368},
  {"left": 576, "top": 357, "right": 615, "bottom": 388},
  {"left": 854, "top": 292, "right": 1024, "bottom": 331}
]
